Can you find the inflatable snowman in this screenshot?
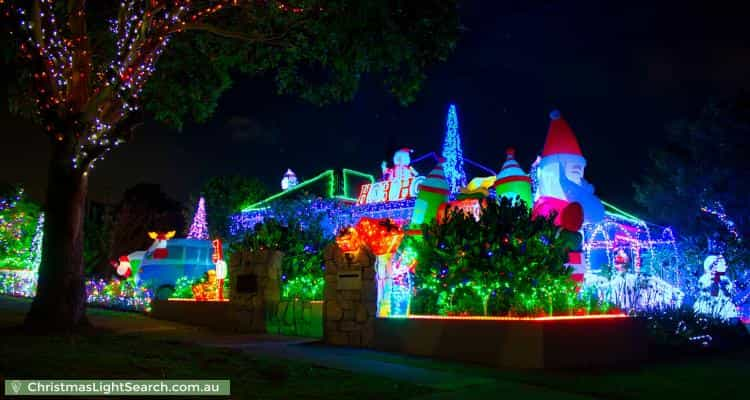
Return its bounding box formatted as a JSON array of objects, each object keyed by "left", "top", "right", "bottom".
[
  {"left": 693, "top": 255, "right": 738, "bottom": 320},
  {"left": 381, "top": 148, "right": 419, "bottom": 181}
]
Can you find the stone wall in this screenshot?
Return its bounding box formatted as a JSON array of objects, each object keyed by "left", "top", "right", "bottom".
[
  {"left": 228, "top": 249, "right": 282, "bottom": 332},
  {"left": 322, "top": 243, "right": 377, "bottom": 347},
  {"left": 374, "top": 316, "right": 647, "bottom": 369}
]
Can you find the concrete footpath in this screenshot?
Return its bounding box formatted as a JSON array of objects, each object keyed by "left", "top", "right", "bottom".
[{"left": 0, "top": 296, "right": 593, "bottom": 399}]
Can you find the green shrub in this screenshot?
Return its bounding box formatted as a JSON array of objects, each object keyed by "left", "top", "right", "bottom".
[
  {"left": 412, "top": 198, "right": 601, "bottom": 316},
  {"left": 233, "top": 199, "right": 332, "bottom": 301}
]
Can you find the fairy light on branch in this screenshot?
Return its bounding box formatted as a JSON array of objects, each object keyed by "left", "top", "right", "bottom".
[
  {"left": 701, "top": 201, "right": 739, "bottom": 240},
  {"left": 8, "top": 0, "right": 309, "bottom": 172}
]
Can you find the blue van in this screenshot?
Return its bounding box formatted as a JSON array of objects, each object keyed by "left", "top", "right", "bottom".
[{"left": 136, "top": 239, "right": 223, "bottom": 300}]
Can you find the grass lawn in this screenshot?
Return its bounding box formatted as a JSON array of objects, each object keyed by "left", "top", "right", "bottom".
[
  {"left": 512, "top": 348, "right": 750, "bottom": 400},
  {"left": 0, "top": 297, "right": 430, "bottom": 399},
  {"left": 1, "top": 295, "right": 748, "bottom": 400},
  {"left": 0, "top": 328, "right": 431, "bottom": 399},
  {"left": 352, "top": 335, "right": 750, "bottom": 400}
]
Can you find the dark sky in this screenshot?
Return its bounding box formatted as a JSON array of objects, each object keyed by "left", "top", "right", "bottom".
[{"left": 2, "top": 1, "right": 749, "bottom": 213}]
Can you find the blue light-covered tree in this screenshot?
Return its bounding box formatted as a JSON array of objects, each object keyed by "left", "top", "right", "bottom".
[
  {"left": 187, "top": 197, "right": 209, "bottom": 240},
  {"left": 441, "top": 104, "right": 467, "bottom": 194}
]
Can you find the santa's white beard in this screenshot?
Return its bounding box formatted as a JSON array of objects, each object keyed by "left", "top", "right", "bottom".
[
  {"left": 536, "top": 163, "right": 565, "bottom": 200},
  {"left": 536, "top": 157, "right": 604, "bottom": 223},
  {"left": 560, "top": 169, "right": 605, "bottom": 223}
]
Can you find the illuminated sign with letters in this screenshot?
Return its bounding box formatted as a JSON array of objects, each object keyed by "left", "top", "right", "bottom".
[{"left": 356, "top": 177, "right": 424, "bottom": 205}]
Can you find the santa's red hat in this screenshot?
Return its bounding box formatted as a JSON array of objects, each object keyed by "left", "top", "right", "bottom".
[{"left": 541, "top": 110, "right": 583, "bottom": 157}]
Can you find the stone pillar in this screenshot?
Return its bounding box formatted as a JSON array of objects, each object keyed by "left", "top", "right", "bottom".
[
  {"left": 228, "top": 249, "right": 282, "bottom": 332},
  {"left": 323, "top": 243, "right": 377, "bottom": 347}
]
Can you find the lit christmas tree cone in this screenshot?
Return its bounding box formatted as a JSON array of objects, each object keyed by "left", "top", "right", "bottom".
[
  {"left": 409, "top": 158, "right": 450, "bottom": 235},
  {"left": 493, "top": 148, "right": 532, "bottom": 208}
]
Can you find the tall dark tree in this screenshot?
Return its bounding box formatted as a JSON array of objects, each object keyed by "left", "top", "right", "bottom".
[
  {"left": 110, "top": 184, "right": 186, "bottom": 263},
  {"left": 1, "top": 1, "right": 460, "bottom": 330},
  {"left": 83, "top": 200, "right": 115, "bottom": 276},
  {"left": 199, "top": 175, "right": 269, "bottom": 239},
  {"left": 634, "top": 94, "right": 750, "bottom": 282}
]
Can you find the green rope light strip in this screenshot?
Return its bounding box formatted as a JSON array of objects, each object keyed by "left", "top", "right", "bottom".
[
  {"left": 242, "top": 168, "right": 375, "bottom": 211},
  {"left": 242, "top": 170, "right": 336, "bottom": 211},
  {"left": 601, "top": 200, "right": 644, "bottom": 224},
  {"left": 342, "top": 168, "right": 375, "bottom": 199}
]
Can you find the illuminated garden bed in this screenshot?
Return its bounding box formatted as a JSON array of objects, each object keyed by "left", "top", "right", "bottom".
[{"left": 374, "top": 313, "right": 646, "bottom": 369}]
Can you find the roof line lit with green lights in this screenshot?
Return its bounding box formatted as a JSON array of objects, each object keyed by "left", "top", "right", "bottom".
[
  {"left": 602, "top": 200, "right": 645, "bottom": 224},
  {"left": 241, "top": 168, "right": 375, "bottom": 212},
  {"left": 342, "top": 168, "right": 375, "bottom": 199},
  {"left": 241, "top": 171, "right": 651, "bottom": 226}
]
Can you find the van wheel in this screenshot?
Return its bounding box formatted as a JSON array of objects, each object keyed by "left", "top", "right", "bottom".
[{"left": 156, "top": 285, "right": 174, "bottom": 300}]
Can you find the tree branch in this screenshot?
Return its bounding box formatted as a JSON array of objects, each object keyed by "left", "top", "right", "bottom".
[
  {"left": 80, "top": 109, "right": 143, "bottom": 168},
  {"left": 67, "top": 0, "right": 91, "bottom": 111},
  {"left": 172, "top": 23, "right": 290, "bottom": 46}
]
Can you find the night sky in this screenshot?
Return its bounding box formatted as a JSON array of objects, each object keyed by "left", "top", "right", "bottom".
[{"left": 2, "top": 1, "right": 749, "bottom": 213}]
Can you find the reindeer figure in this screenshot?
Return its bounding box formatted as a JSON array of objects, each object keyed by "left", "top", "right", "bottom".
[{"left": 147, "top": 231, "right": 176, "bottom": 259}]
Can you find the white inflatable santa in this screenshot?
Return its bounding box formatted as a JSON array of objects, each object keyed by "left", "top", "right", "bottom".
[
  {"left": 532, "top": 110, "right": 605, "bottom": 225},
  {"left": 113, "top": 255, "right": 132, "bottom": 279}
]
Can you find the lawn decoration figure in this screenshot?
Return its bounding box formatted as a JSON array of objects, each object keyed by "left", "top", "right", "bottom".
[
  {"left": 693, "top": 255, "right": 738, "bottom": 320},
  {"left": 533, "top": 110, "right": 604, "bottom": 225},
  {"left": 409, "top": 158, "right": 450, "bottom": 231},
  {"left": 493, "top": 147, "right": 532, "bottom": 207},
  {"left": 613, "top": 248, "right": 630, "bottom": 273},
  {"left": 147, "top": 231, "right": 176, "bottom": 259},
  {"left": 212, "top": 238, "right": 227, "bottom": 300},
  {"left": 192, "top": 270, "right": 219, "bottom": 301},
  {"left": 112, "top": 255, "right": 132, "bottom": 279},
  {"left": 281, "top": 169, "right": 298, "bottom": 190},
  {"left": 381, "top": 148, "right": 418, "bottom": 181},
  {"left": 532, "top": 110, "right": 604, "bottom": 285},
  {"left": 458, "top": 176, "right": 495, "bottom": 199}
]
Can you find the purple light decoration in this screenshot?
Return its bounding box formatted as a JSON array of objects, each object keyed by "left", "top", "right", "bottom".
[{"left": 187, "top": 197, "right": 209, "bottom": 240}]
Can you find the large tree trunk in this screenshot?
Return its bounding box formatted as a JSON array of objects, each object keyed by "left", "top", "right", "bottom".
[{"left": 25, "top": 144, "right": 89, "bottom": 332}]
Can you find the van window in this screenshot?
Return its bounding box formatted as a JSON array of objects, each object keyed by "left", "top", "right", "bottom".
[
  {"left": 185, "top": 246, "right": 207, "bottom": 264},
  {"left": 165, "top": 246, "right": 184, "bottom": 261}
]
